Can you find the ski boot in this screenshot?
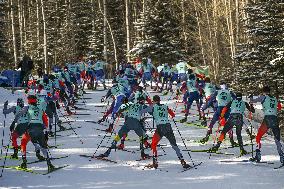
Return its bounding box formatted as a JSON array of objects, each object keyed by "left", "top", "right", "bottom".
[
  {"left": 97, "top": 148, "right": 111, "bottom": 158},
  {"left": 59, "top": 125, "right": 66, "bottom": 131},
  {"left": 280, "top": 154, "right": 284, "bottom": 165},
  {"left": 209, "top": 141, "right": 221, "bottom": 152},
  {"left": 36, "top": 150, "right": 45, "bottom": 161},
  {"left": 250, "top": 149, "right": 261, "bottom": 162},
  {"left": 230, "top": 137, "right": 238, "bottom": 147},
  {"left": 117, "top": 143, "right": 125, "bottom": 150},
  {"left": 105, "top": 123, "right": 113, "bottom": 133},
  {"left": 94, "top": 82, "right": 98, "bottom": 90},
  {"left": 47, "top": 159, "right": 55, "bottom": 172},
  {"left": 48, "top": 131, "right": 54, "bottom": 137},
  {"left": 180, "top": 116, "right": 187, "bottom": 123},
  {"left": 180, "top": 159, "right": 191, "bottom": 169},
  {"left": 66, "top": 107, "right": 73, "bottom": 115},
  {"left": 11, "top": 147, "right": 18, "bottom": 159},
  {"left": 200, "top": 130, "right": 212, "bottom": 144},
  {"left": 240, "top": 147, "right": 248, "bottom": 156},
  {"left": 146, "top": 156, "right": 158, "bottom": 169},
  {"left": 141, "top": 151, "right": 150, "bottom": 160},
  {"left": 20, "top": 156, "right": 27, "bottom": 169}
]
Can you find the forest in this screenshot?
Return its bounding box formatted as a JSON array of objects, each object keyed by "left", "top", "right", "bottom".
[{"left": 0, "top": 0, "right": 283, "bottom": 95}]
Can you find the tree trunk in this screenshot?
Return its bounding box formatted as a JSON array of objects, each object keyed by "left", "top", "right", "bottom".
[
  {"left": 41, "top": 0, "right": 48, "bottom": 73},
  {"left": 17, "top": 0, "right": 23, "bottom": 56},
  {"left": 125, "top": 0, "right": 131, "bottom": 62},
  {"left": 205, "top": 1, "right": 217, "bottom": 80},
  {"left": 10, "top": 0, "right": 17, "bottom": 67},
  {"left": 192, "top": 0, "right": 206, "bottom": 66},
  {"left": 103, "top": 0, "right": 107, "bottom": 63}
]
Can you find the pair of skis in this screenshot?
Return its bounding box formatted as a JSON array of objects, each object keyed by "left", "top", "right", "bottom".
[
  {"left": 80, "top": 154, "right": 202, "bottom": 173},
  {"left": 221, "top": 159, "right": 284, "bottom": 169},
  {"left": 0, "top": 155, "right": 69, "bottom": 175}
]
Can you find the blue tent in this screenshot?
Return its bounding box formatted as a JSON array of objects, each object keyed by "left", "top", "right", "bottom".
[{"left": 0, "top": 70, "right": 21, "bottom": 87}]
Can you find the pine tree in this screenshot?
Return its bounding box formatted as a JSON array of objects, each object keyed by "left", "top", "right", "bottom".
[
  {"left": 131, "top": 1, "right": 182, "bottom": 65},
  {"left": 235, "top": 0, "right": 284, "bottom": 94},
  {"left": 0, "top": 1, "right": 11, "bottom": 68}
]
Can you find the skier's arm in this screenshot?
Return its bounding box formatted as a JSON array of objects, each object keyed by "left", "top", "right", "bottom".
[
  {"left": 250, "top": 95, "right": 265, "bottom": 104},
  {"left": 277, "top": 101, "right": 282, "bottom": 111},
  {"left": 42, "top": 112, "right": 48, "bottom": 128},
  {"left": 168, "top": 108, "right": 175, "bottom": 118}
]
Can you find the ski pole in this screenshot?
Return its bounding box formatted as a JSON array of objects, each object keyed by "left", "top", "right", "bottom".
[
  {"left": 0, "top": 115, "right": 6, "bottom": 157},
  {"left": 249, "top": 104, "right": 254, "bottom": 159},
  {"left": 57, "top": 109, "right": 84, "bottom": 144},
  {"left": 173, "top": 119, "right": 196, "bottom": 167},
  {"left": 0, "top": 134, "right": 11, "bottom": 178},
  {"left": 92, "top": 115, "right": 120, "bottom": 157},
  {"left": 54, "top": 113, "right": 57, "bottom": 147}
]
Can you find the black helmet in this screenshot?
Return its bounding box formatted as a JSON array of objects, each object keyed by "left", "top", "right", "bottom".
[
  {"left": 235, "top": 92, "right": 242, "bottom": 100},
  {"left": 137, "top": 96, "right": 145, "bottom": 104},
  {"left": 153, "top": 95, "right": 160, "bottom": 103},
  {"left": 17, "top": 98, "right": 24, "bottom": 108}
]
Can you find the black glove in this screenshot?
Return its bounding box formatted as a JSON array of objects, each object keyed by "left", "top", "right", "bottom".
[
  {"left": 56, "top": 102, "right": 60, "bottom": 109},
  {"left": 248, "top": 93, "right": 253, "bottom": 99},
  {"left": 10, "top": 121, "right": 15, "bottom": 132},
  {"left": 4, "top": 100, "right": 8, "bottom": 107}
]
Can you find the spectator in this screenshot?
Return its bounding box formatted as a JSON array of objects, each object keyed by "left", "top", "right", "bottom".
[{"left": 18, "top": 55, "right": 34, "bottom": 86}]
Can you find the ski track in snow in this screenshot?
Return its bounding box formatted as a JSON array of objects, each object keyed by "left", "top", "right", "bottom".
[{"left": 0, "top": 87, "right": 283, "bottom": 189}]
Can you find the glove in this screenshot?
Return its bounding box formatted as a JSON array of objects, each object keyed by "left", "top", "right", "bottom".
[
  {"left": 56, "top": 102, "right": 60, "bottom": 109},
  {"left": 10, "top": 121, "right": 15, "bottom": 132},
  {"left": 248, "top": 93, "right": 253, "bottom": 99}
]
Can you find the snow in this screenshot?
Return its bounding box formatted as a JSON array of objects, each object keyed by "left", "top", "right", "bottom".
[{"left": 0, "top": 87, "right": 284, "bottom": 189}]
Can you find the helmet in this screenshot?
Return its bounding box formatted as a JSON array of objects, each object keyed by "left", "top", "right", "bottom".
[
  {"left": 17, "top": 98, "right": 24, "bottom": 108},
  {"left": 153, "top": 95, "right": 160, "bottom": 103},
  {"left": 205, "top": 77, "right": 211, "bottom": 83},
  {"left": 27, "top": 95, "right": 37, "bottom": 104},
  {"left": 235, "top": 92, "right": 242, "bottom": 100},
  {"left": 137, "top": 96, "right": 145, "bottom": 104},
  {"left": 188, "top": 74, "right": 195, "bottom": 80}
]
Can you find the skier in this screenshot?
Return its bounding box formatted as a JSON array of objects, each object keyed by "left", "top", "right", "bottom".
[
  {"left": 209, "top": 92, "right": 255, "bottom": 155},
  {"left": 250, "top": 86, "right": 283, "bottom": 164},
  {"left": 97, "top": 96, "right": 150, "bottom": 159},
  {"left": 3, "top": 99, "right": 32, "bottom": 159},
  {"left": 15, "top": 95, "right": 55, "bottom": 171},
  {"left": 141, "top": 95, "right": 191, "bottom": 169},
  {"left": 94, "top": 59, "right": 108, "bottom": 90},
  {"left": 200, "top": 82, "right": 237, "bottom": 145},
  {"left": 180, "top": 73, "right": 202, "bottom": 123}
]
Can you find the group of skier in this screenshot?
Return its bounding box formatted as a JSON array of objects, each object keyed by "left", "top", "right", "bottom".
[{"left": 1, "top": 55, "right": 284, "bottom": 174}]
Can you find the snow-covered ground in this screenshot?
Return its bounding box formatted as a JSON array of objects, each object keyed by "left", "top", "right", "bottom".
[{"left": 0, "top": 87, "right": 283, "bottom": 189}]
